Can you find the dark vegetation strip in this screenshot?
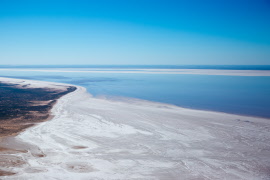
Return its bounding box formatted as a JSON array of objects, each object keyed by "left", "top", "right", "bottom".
[{"left": 0, "top": 82, "right": 76, "bottom": 137}]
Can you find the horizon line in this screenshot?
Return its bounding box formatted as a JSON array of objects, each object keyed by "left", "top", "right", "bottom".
[{"left": 1, "top": 64, "right": 270, "bottom": 66}]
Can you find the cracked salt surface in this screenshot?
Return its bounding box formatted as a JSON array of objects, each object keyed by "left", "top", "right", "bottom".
[{"left": 1, "top": 79, "right": 270, "bottom": 180}]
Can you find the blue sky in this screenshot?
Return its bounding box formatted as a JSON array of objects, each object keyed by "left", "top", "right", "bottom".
[{"left": 0, "top": 0, "right": 270, "bottom": 65}]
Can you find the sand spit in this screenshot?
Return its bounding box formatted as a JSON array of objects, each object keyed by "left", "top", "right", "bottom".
[
  {"left": 0, "top": 78, "right": 270, "bottom": 179},
  {"left": 1, "top": 68, "right": 270, "bottom": 76}
]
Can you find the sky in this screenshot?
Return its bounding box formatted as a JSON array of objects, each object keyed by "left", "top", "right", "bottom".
[{"left": 0, "top": 0, "right": 270, "bottom": 65}]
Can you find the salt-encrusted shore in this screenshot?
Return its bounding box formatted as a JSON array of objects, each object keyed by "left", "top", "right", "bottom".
[
  {"left": 0, "top": 77, "right": 76, "bottom": 176},
  {"left": 1, "top": 78, "right": 270, "bottom": 179}
]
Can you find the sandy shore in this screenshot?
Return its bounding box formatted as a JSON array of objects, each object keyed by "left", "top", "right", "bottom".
[{"left": 0, "top": 78, "right": 270, "bottom": 179}]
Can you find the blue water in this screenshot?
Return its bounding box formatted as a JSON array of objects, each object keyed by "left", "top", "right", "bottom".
[{"left": 1, "top": 68, "right": 270, "bottom": 118}]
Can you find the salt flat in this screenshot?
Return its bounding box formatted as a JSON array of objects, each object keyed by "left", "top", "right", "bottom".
[{"left": 1, "top": 79, "right": 270, "bottom": 179}]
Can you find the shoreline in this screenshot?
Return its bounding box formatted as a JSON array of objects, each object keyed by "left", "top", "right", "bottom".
[
  {"left": 101, "top": 94, "right": 270, "bottom": 120},
  {"left": 1, "top": 68, "right": 270, "bottom": 76},
  {"left": 1, "top": 78, "right": 270, "bottom": 179},
  {"left": 0, "top": 77, "right": 77, "bottom": 176}
]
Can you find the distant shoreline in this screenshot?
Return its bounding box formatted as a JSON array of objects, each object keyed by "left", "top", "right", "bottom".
[
  {"left": 1, "top": 65, "right": 270, "bottom": 70},
  {"left": 1, "top": 68, "right": 270, "bottom": 76}
]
